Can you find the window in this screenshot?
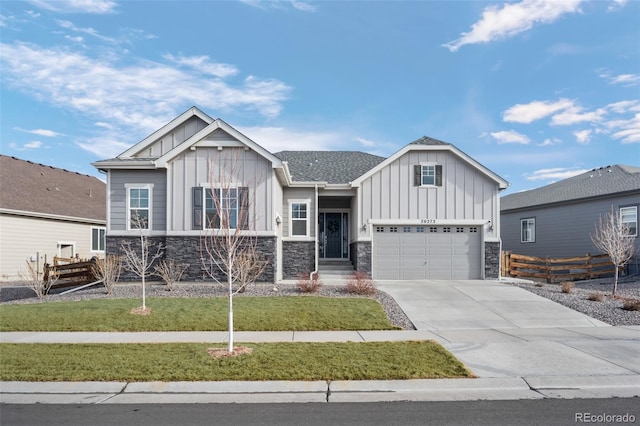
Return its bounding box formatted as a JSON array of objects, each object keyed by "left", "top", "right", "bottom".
[
  {"left": 192, "top": 186, "right": 248, "bottom": 230},
  {"left": 521, "top": 218, "right": 535, "bottom": 243},
  {"left": 416, "top": 226, "right": 425, "bottom": 233},
  {"left": 290, "top": 201, "right": 309, "bottom": 236},
  {"left": 126, "top": 184, "right": 152, "bottom": 230},
  {"left": 403, "top": 226, "right": 411, "bottom": 233},
  {"left": 414, "top": 164, "right": 443, "bottom": 187},
  {"left": 376, "top": 226, "right": 384, "bottom": 233},
  {"left": 390, "top": 226, "right": 398, "bottom": 233},
  {"left": 620, "top": 206, "right": 638, "bottom": 236},
  {"left": 91, "top": 227, "right": 106, "bottom": 252}
]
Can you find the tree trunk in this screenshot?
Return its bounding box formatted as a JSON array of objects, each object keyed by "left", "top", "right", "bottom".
[
  {"left": 228, "top": 275, "right": 234, "bottom": 353},
  {"left": 613, "top": 265, "right": 619, "bottom": 296}
]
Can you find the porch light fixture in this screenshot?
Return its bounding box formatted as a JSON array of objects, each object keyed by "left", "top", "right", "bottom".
[
  {"left": 362, "top": 223, "right": 367, "bottom": 231},
  {"left": 276, "top": 215, "right": 282, "bottom": 226}
]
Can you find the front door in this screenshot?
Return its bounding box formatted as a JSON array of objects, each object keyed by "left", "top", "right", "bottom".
[{"left": 319, "top": 212, "right": 348, "bottom": 259}]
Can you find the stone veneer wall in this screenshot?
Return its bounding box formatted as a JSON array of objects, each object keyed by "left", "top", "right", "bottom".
[
  {"left": 484, "top": 241, "right": 501, "bottom": 279},
  {"left": 349, "top": 241, "right": 372, "bottom": 275},
  {"left": 106, "top": 235, "right": 166, "bottom": 282},
  {"left": 282, "top": 240, "right": 315, "bottom": 279},
  {"left": 107, "top": 235, "right": 277, "bottom": 283}
]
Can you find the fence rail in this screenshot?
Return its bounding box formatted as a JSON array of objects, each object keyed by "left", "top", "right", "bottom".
[
  {"left": 44, "top": 258, "right": 99, "bottom": 289},
  {"left": 501, "top": 251, "right": 615, "bottom": 283}
]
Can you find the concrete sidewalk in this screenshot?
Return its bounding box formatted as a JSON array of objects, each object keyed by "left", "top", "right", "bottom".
[
  {"left": 2, "top": 279, "right": 639, "bottom": 403},
  {"left": 2, "top": 327, "right": 639, "bottom": 403}
]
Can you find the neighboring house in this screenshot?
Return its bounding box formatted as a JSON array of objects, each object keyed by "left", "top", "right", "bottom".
[
  {"left": 93, "top": 107, "right": 508, "bottom": 282},
  {"left": 501, "top": 165, "right": 640, "bottom": 275},
  {"left": 0, "top": 155, "right": 106, "bottom": 281}
]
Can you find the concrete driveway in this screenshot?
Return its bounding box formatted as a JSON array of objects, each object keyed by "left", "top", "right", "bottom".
[{"left": 376, "top": 279, "right": 640, "bottom": 380}]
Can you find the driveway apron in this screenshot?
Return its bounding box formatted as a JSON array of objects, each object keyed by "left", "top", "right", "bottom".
[{"left": 376, "top": 280, "right": 640, "bottom": 379}]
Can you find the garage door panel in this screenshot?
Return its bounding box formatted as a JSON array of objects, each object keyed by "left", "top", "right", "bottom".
[{"left": 373, "top": 225, "right": 482, "bottom": 280}]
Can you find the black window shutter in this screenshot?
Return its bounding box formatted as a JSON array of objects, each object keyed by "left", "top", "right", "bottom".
[
  {"left": 239, "top": 187, "right": 249, "bottom": 229},
  {"left": 192, "top": 187, "right": 203, "bottom": 230},
  {"left": 414, "top": 165, "right": 422, "bottom": 186},
  {"left": 435, "top": 165, "right": 443, "bottom": 187}
]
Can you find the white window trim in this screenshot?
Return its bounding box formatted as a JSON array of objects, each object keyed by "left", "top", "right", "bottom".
[
  {"left": 620, "top": 205, "right": 638, "bottom": 237},
  {"left": 289, "top": 199, "right": 311, "bottom": 237},
  {"left": 420, "top": 162, "right": 437, "bottom": 187},
  {"left": 521, "top": 218, "right": 535, "bottom": 243},
  {"left": 203, "top": 187, "right": 240, "bottom": 230},
  {"left": 91, "top": 226, "right": 106, "bottom": 252},
  {"left": 125, "top": 183, "right": 153, "bottom": 231}
]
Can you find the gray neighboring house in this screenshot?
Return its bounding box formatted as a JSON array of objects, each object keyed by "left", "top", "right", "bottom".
[
  {"left": 501, "top": 165, "right": 640, "bottom": 275},
  {"left": 0, "top": 155, "right": 106, "bottom": 281},
  {"left": 93, "top": 107, "right": 508, "bottom": 282}
]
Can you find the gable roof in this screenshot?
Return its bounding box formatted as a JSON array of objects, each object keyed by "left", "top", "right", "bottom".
[
  {"left": 0, "top": 155, "right": 106, "bottom": 222},
  {"left": 351, "top": 136, "right": 509, "bottom": 189},
  {"left": 274, "top": 151, "right": 385, "bottom": 184},
  {"left": 501, "top": 164, "right": 640, "bottom": 211}
]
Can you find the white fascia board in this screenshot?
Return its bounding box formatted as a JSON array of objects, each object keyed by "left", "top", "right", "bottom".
[
  {"left": 368, "top": 218, "right": 490, "bottom": 226},
  {"left": 119, "top": 107, "right": 214, "bottom": 158},
  {"left": 0, "top": 208, "right": 106, "bottom": 225},
  {"left": 163, "top": 230, "right": 278, "bottom": 237},
  {"left": 154, "top": 119, "right": 288, "bottom": 173},
  {"left": 91, "top": 159, "right": 156, "bottom": 170},
  {"left": 351, "top": 144, "right": 509, "bottom": 190},
  {"left": 289, "top": 181, "right": 328, "bottom": 188}
]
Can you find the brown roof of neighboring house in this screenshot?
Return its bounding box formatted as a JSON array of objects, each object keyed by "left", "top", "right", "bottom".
[{"left": 0, "top": 155, "right": 106, "bottom": 222}]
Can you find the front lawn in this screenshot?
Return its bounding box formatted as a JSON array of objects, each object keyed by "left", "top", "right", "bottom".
[
  {"left": 0, "top": 341, "right": 473, "bottom": 381},
  {"left": 0, "top": 297, "right": 397, "bottom": 332}
]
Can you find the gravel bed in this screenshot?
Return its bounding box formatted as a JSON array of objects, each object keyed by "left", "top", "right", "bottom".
[
  {"left": 510, "top": 277, "right": 640, "bottom": 326},
  {"left": 0, "top": 281, "right": 416, "bottom": 330}
]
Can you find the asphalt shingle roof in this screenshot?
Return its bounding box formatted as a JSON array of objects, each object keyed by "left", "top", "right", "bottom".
[
  {"left": 0, "top": 155, "right": 106, "bottom": 221},
  {"left": 501, "top": 164, "right": 640, "bottom": 211},
  {"left": 274, "top": 151, "right": 386, "bottom": 184}
]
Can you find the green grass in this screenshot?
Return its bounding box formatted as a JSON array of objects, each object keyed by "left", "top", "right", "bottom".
[
  {"left": 0, "top": 297, "right": 397, "bottom": 332},
  {"left": 0, "top": 341, "right": 473, "bottom": 381}
]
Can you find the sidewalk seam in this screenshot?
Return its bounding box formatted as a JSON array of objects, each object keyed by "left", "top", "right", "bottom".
[{"left": 95, "top": 382, "right": 129, "bottom": 404}]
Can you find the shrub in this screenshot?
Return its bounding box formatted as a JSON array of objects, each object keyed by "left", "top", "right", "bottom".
[
  {"left": 534, "top": 282, "right": 544, "bottom": 287},
  {"left": 560, "top": 281, "right": 574, "bottom": 294},
  {"left": 154, "top": 259, "right": 188, "bottom": 291},
  {"left": 622, "top": 299, "right": 640, "bottom": 311},
  {"left": 588, "top": 291, "right": 603, "bottom": 302},
  {"left": 296, "top": 272, "right": 322, "bottom": 293},
  {"left": 345, "top": 271, "right": 376, "bottom": 296},
  {"left": 92, "top": 255, "right": 122, "bottom": 295}
]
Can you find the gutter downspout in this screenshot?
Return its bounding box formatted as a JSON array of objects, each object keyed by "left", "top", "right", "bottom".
[{"left": 311, "top": 183, "right": 319, "bottom": 280}]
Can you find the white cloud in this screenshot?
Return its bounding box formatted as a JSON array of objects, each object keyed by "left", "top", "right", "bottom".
[
  {"left": 76, "top": 136, "right": 130, "bottom": 158},
  {"left": 163, "top": 54, "right": 238, "bottom": 78},
  {"left": 606, "top": 100, "right": 640, "bottom": 114},
  {"left": 525, "top": 167, "right": 589, "bottom": 181},
  {"left": 26, "top": 0, "right": 118, "bottom": 14},
  {"left": 550, "top": 106, "right": 606, "bottom": 126},
  {"left": 604, "top": 113, "right": 640, "bottom": 144},
  {"left": 0, "top": 42, "right": 292, "bottom": 156},
  {"left": 573, "top": 129, "right": 592, "bottom": 144},
  {"left": 238, "top": 126, "right": 343, "bottom": 153},
  {"left": 443, "top": 0, "right": 583, "bottom": 52},
  {"left": 23, "top": 140, "right": 43, "bottom": 149},
  {"left": 240, "top": 0, "right": 317, "bottom": 12},
  {"left": 538, "top": 137, "right": 561, "bottom": 146},
  {"left": 56, "top": 19, "right": 116, "bottom": 43},
  {"left": 503, "top": 98, "right": 573, "bottom": 123},
  {"left": 608, "top": 0, "right": 628, "bottom": 11},
  {"left": 610, "top": 74, "right": 640, "bottom": 86},
  {"left": 353, "top": 137, "right": 376, "bottom": 148},
  {"left": 490, "top": 130, "right": 530, "bottom": 144},
  {"left": 15, "top": 128, "right": 64, "bottom": 137}
]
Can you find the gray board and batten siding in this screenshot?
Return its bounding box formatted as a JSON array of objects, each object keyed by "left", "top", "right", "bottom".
[{"left": 356, "top": 149, "right": 501, "bottom": 242}]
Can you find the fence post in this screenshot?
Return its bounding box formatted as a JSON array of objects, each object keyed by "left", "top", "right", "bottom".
[
  {"left": 585, "top": 253, "right": 592, "bottom": 280},
  {"left": 545, "top": 256, "right": 551, "bottom": 283}
]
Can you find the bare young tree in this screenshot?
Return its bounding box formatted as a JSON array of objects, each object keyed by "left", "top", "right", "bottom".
[
  {"left": 591, "top": 206, "right": 636, "bottom": 295},
  {"left": 154, "top": 259, "right": 189, "bottom": 291},
  {"left": 200, "top": 149, "right": 269, "bottom": 352},
  {"left": 18, "top": 260, "right": 56, "bottom": 299},
  {"left": 91, "top": 255, "right": 122, "bottom": 295},
  {"left": 121, "top": 215, "right": 164, "bottom": 311}
]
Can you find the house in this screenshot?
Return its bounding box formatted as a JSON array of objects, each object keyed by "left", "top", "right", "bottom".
[
  {"left": 93, "top": 107, "right": 508, "bottom": 282},
  {"left": 501, "top": 165, "right": 640, "bottom": 275},
  {"left": 0, "top": 155, "right": 106, "bottom": 281}
]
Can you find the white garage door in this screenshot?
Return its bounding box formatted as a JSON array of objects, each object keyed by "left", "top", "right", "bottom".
[{"left": 372, "top": 225, "right": 482, "bottom": 280}]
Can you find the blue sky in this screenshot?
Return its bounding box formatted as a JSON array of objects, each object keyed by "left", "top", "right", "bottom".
[{"left": 1, "top": 0, "right": 638, "bottom": 194}]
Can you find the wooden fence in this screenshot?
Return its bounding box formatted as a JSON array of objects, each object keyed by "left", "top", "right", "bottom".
[
  {"left": 44, "top": 257, "right": 99, "bottom": 289},
  {"left": 501, "top": 252, "right": 615, "bottom": 283}
]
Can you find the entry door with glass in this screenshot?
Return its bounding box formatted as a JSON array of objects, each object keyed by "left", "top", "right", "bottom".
[{"left": 319, "top": 212, "right": 348, "bottom": 259}]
